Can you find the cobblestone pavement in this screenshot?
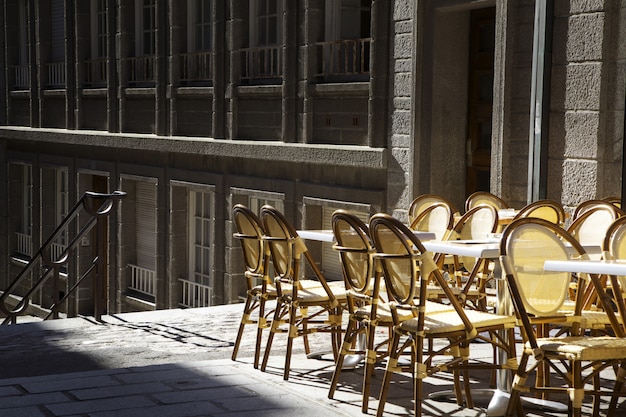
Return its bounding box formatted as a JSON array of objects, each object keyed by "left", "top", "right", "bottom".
[{"left": 0, "top": 304, "right": 622, "bottom": 416}]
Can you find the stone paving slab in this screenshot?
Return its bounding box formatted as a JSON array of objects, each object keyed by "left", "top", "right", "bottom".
[{"left": 0, "top": 305, "right": 623, "bottom": 416}]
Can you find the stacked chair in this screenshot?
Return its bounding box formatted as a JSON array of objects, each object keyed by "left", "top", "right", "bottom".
[
  {"left": 231, "top": 204, "right": 274, "bottom": 368},
  {"left": 500, "top": 217, "right": 626, "bottom": 417},
  {"left": 259, "top": 205, "right": 348, "bottom": 380}
]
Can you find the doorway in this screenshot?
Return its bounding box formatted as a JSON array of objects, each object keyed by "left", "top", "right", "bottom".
[{"left": 466, "top": 7, "right": 495, "bottom": 194}]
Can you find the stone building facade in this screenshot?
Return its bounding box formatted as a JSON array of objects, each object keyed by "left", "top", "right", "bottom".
[{"left": 0, "top": 0, "right": 624, "bottom": 316}]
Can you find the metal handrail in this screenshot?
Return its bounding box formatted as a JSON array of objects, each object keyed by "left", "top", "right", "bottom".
[{"left": 0, "top": 191, "right": 126, "bottom": 324}]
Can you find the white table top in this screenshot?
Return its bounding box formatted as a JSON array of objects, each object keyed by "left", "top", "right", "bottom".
[
  {"left": 544, "top": 259, "right": 626, "bottom": 275},
  {"left": 422, "top": 240, "right": 501, "bottom": 258},
  {"left": 297, "top": 229, "right": 437, "bottom": 243}
]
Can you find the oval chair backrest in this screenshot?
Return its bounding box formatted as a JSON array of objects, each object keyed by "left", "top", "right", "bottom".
[
  {"left": 332, "top": 210, "right": 374, "bottom": 294},
  {"left": 603, "top": 196, "right": 621, "bottom": 210},
  {"left": 573, "top": 199, "right": 623, "bottom": 221},
  {"left": 450, "top": 204, "right": 498, "bottom": 272},
  {"left": 370, "top": 214, "right": 422, "bottom": 305},
  {"left": 501, "top": 218, "right": 585, "bottom": 317},
  {"left": 465, "top": 191, "right": 508, "bottom": 212},
  {"left": 568, "top": 205, "right": 621, "bottom": 252},
  {"left": 408, "top": 194, "right": 458, "bottom": 226},
  {"left": 453, "top": 204, "right": 499, "bottom": 239},
  {"left": 409, "top": 202, "right": 454, "bottom": 241},
  {"left": 233, "top": 204, "right": 265, "bottom": 276},
  {"left": 260, "top": 205, "right": 302, "bottom": 281},
  {"left": 604, "top": 216, "right": 626, "bottom": 298},
  {"left": 514, "top": 199, "right": 565, "bottom": 226}
]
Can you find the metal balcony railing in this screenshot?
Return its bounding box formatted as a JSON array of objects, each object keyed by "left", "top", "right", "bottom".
[
  {"left": 0, "top": 191, "right": 126, "bottom": 325},
  {"left": 84, "top": 58, "right": 108, "bottom": 87},
  {"left": 181, "top": 51, "right": 212, "bottom": 85},
  {"left": 46, "top": 62, "right": 66, "bottom": 88},
  {"left": 11, "top": 65, "right": 30, "bottom": 90},
  {"left": 240, "top": 46, "right": 282, "bottom": 81},
  {"left": 128, "top": 264, "right": 156, "bottom": 297},
  {"left": 16, "top": 232, "right": 32, "bottom": 257},
  {"left": 128, "top": 55, "right": 155, "bottom": 85},
  {"left": 179, "top": 278, "right": 212, "bottom": 308},
  {"left": 316, "top": 38, "right": 371, "bottom": 78}
]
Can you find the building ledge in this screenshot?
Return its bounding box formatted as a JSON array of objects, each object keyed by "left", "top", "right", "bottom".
[{"left": 0, "top": 126, "right": 387, "bottom": 169}]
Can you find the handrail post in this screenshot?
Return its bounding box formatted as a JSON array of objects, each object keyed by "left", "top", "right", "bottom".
[
  {"left": 93, "top": 211, "right": 106, "bottom": 321},
  {"left": 52, "top": 264, "right": 60, "bottom": 320}
]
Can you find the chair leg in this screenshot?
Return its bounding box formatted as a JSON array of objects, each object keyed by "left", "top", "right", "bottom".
[
  {"left": 569, "top": 361, "right": 585, "bottom": 417},
  {"left": 261, "top": 301, "right": 284, "bottom": 372},
  {"left": 283, "top": 301, "right": 299, "bottom": 380},
  {"left": 232, "top": 294, "right": 255, "bottom": 361},
  {"left": 505, "top": 353, "right": 530, "bottom": 417},
  {"left": 376, "top": 330, "right": 403, "bottom": 417},
  {"left": 328, "top": 318, "right": 358, "bottom": 399},
  {"left": 413, "top": 336, "right": 425, "bottom": 417},
  {"left": 608, "top": 361, "right": 626, "bottom": 417},
  {"left": 362, "top": 321, "right": 378, "bottom": 413},
  {"left": 253, "top": 295, "right": 269, "bottom": 369}
]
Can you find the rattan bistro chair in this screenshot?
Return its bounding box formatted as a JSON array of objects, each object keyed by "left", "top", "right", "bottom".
[
  {"left": 465, "top": 191, "right": 508, "bottom": 212},
  {"left": 370, "top": 214, "right": 516, "bottom": 417},
  {"left": 231, "top": 204, "right": 273, "bottom": 368},
  {"left": 603, "top": 215, "right": 626, "bottom": 414},
  {"left": 513, "top": 199, "right": 566, "bottom": 227},
  {"left": 408, "top": 194, "right": 459, "bottom": 228},
  {"left": 445, "top": 204, "right": 499, "bottom": 310},
  {"left": 326, "top": 210, "right": 390, "bottom": 413},
  {"left": 409, "top": 201, "right": 455, "bottom": 241},
  {"left": 259, "top": 205, "right": 347, "bottom": 380},
  {"left": 573, "top": 199, "right": 624, "bottom": 222},
  {"left": 500, "top": 218, "right": 626, "bottom": 417}
]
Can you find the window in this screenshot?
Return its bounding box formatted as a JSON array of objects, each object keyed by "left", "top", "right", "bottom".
[
  {"left": 188, "top": 0, "right": 211, "bottom": 52},
  {"left": 128, "top": 181, "right": 157, "bottom": 298},
  {"left": 12, "top": 1, "right": 30, "bottom": 89},
  {"left": 131, "top": 0, "right": 156, "bottom": 84},
  {"left": 86, "top": 0, "right": 107, "bottom": 85},
  {"left": 189, "top": 190, "right": 212, "bottom": 287},
  {"left": 243, "top": 0, "right": 282, "bottom": 80},
  {"left": 319, "top": 0, "right": 371, "bottom": 79},
  {"left": 249, "top": 195, "right": 283, "bottom": 215},
  {"left": 182, "top": 0, "right": 212, "bottom": 84},
  {"left": 136, "top": 0, "right": 156, "bottom": 56},
  {"left": 53, "top": 169, "right": 69, "bottom": 259},
  {"left": 48, "top": 0, "right": 66, "bottom": 87},
  {"left": 16, "top": 164, "right": 33, "bottom": 257}
]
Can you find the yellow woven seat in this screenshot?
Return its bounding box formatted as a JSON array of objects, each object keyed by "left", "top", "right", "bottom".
[
  {"left": 500, "top": 217, "right": 626, "bottom": 417},
  {"left": 532, "top": 336, "right": 626, "bottom": 362},
  {"left": 400, "top": 308, "right": 515, "bottom": 334}
]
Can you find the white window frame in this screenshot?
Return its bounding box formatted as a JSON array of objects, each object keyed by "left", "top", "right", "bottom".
[
  {"left": 188, "top": 190, "right": 213, "bottom": 286},
  {"left": 18, "top": 1, "right": 28, "bottom": 66},
  {"left": 51, "top": 0, "right": 65, "bottom": 62},
  {"left": 249, "top": 0, "right": 282, "bottom": 47},
  {"left": 55, "top": 169, "right": 69, "bottom": 248},
  {"left": 22, "top": 164, "right": 33, "bottom": 237},
  {"left": 187, "top": 0, "right": 212, "bottom": 52},
  {"left": 135, "top": 0, "right": 156, "bottom": 56},
  {"left": 324, "top": 0, "right": 371, "bottom": 41},
  {"left": 90, "top": 0, "right": 107, "bottom": 59}
]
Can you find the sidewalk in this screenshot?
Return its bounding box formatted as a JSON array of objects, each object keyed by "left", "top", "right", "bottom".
[{"left": 0, "top": 304, "right": 621, "bottom": 416}]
